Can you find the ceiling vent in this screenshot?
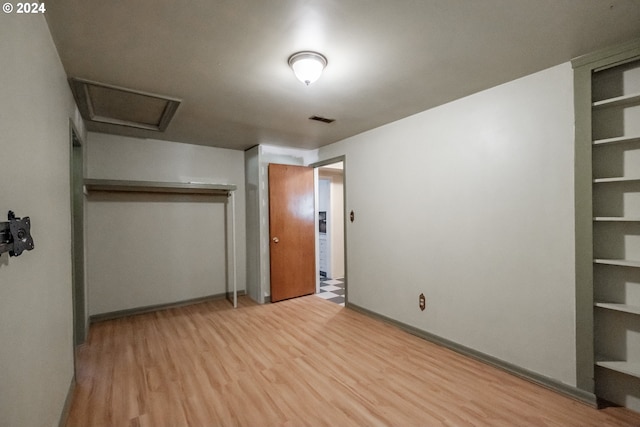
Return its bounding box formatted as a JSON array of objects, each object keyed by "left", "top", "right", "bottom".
[
  {"left": 309, "top": 115, "right": 335, "bottom": 124},
  {"left": 68, "top": 78, "right": 181, "bottom": 132}
]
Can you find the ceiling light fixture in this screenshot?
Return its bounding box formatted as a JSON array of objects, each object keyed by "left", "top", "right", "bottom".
[{"left": 288, "top": 51, "right": 327, "bottom": 86}]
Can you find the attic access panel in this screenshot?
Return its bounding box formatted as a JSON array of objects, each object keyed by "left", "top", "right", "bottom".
[{"left": 69, "top": 77, "right": 181, "bottom": 132}]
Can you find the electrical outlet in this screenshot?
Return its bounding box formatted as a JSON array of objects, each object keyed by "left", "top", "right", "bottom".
[{"left": 419, "top": 293, "right": 426, "bottom": 311}]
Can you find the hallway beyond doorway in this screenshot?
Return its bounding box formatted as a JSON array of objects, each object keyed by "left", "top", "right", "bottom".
[{"left": 317, "top": 277, "right": 345, "bottom": 306}]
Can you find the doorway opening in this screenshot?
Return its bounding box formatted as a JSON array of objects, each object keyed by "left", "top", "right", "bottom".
[{"left": 314, "top": 159, "right": 346, "bottom": 306}]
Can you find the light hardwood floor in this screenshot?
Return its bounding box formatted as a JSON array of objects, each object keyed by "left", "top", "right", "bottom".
[{"left": 67, "top": 296, "right": 640, "bottom": 427}]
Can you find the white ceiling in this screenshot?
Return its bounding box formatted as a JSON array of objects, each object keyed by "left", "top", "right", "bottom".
[{"left": 45, "top": 1, "right": 640, "bottom": 151}]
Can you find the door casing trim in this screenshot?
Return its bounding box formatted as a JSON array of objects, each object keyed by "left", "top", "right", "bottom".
[{"left": 310, "top": 156, "right": 347, "bottom": 306}]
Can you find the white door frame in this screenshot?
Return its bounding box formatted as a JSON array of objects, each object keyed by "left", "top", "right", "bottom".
[{"left": 311, "top": 156, "right": 347, "bottom": 304}]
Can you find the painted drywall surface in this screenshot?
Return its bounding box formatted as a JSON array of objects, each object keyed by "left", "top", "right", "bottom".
[
  {"left": 0, "top": 14, "right": 85, "bottom": 427},
  {"left": 245, "top": 146, "right": 262, "bottom": 303},
  {"left": 318, "top": 63, "right": 577, "bottom": 385},
  {"left": 85, "top": 133, "right": 246, "bottom": 315},
  {"left": 329, "top": 172, "right": 345, "bottom": 278}
]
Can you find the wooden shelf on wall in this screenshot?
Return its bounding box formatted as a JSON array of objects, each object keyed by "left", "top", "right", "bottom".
[
  {"left": 593, "top": 177, "right": 640, "bottom": 184},
  {"left": 592, "top": 92, "right": 640, "bottom": 110},
  {"left": 595, "top": 302, "right": 640, "bottom": 316},
  {"left": 593, "top": 135, "right": 640, "bottom": 146},
  {"left": 84, "top": 179, "right": 236, "bottom": 195},
  {"left": 595, "top": 360, "right": 640, "bottom": 379},
  {"left": 594, "top": 217, "right": 640, "bottom": 222},
  {"left": 594, "top": 259, "right": 640, "bottom": 268}
]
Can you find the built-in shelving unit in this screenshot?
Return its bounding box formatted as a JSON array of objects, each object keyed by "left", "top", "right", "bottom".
[
  {"left": 584, "top": 51, "right": 640, "bottom": 411},
  {"left": 84, "top": 179, "right": 236, "bottom": 195}
]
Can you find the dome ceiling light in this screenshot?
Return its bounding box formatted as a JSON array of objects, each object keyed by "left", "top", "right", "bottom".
[{"left": 288, "top": 51, "right": 327, "bottom": 86}]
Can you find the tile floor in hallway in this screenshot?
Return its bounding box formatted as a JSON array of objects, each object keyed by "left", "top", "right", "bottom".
[{"left": 317, "top": 277, "right": 345, "bottom": 306}]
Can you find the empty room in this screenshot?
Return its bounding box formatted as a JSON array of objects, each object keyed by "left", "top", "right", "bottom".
[{"left": 3, "top": 1, "right": 640, "bottom": 426}]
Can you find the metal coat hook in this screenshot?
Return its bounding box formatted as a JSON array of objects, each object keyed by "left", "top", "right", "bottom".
[{"left": 0, "top": 211, "right": 34, "bottom": 257}]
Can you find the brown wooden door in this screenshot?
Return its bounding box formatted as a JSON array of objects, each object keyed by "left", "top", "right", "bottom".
[{"left": 269, "top": 163, "right": 316, "bottom": 302}]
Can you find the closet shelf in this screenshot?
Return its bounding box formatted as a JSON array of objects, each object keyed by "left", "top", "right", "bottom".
[
  {"left": 593, "top": 177, "right": 640, "bottom": 184},
  {"left": 594, "top": 259, "right": 640, "bottom": 268},
  {"left": 594, "top": 217, "right": 640, "bottom": 222},
  {"left": 595, "top": 360, "right": 640, "bottom": 379},
  {"left": 592, "top": 92, "right": 640, "bottom": 110},
  {"left": 593, "top": 135, "right": 640, "bottom": 146},
  {"left": 595, "top": 302, "right": 640, "bottom": 315},
  {"left": 84, "top": 179, "right": 236, "bottom": 195}
]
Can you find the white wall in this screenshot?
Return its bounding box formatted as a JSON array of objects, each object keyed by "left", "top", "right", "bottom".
[
  {"left": 329, "top": 172, "right": 345, "bottom": 278},
  {"left": 0, "top": 14, "right": 85, "bottom": 427},
  {"left": 86, "top": 133, "right": 246, "bottom": 315},
  {"left": 318, "top": 63, "right": 577, "bottom": 386},
  {"left": 244, "top": 146, "right": 261, "bottom": 302}
]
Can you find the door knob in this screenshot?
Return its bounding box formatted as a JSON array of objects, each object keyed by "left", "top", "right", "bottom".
[{"left": 272, "top": 237, "right": 279, "bottom": 243}]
